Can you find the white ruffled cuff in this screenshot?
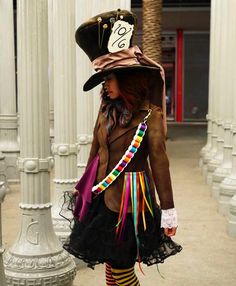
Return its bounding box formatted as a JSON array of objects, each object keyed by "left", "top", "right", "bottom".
[{"left": 161, "top": 208, "right": 178, "bottom": 228}]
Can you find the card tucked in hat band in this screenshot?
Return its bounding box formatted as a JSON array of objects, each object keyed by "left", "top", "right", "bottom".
[{"left": 107, "top": 20, "right": 134, "bottom": 53}]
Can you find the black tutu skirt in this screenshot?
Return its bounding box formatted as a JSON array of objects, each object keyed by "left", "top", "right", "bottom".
[{"left": 62, "top": 192, "right": 182, "bottom": 269}]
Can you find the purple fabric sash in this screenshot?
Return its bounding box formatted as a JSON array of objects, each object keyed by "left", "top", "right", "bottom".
[{"left": 74, "top": 154, "right": 99, "bottom": 221}]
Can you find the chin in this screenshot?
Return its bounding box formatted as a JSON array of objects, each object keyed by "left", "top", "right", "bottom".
[{"left": 109, "top": 94, "right": 120, "bottom": 100}]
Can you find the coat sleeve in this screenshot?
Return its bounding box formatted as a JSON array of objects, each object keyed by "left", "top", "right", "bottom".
[
  {"left": 86, "top": 113, "right": 100, "bottom": 168},
  {"left": 147, "top": 107, "right": 174, "bottom": 210}
]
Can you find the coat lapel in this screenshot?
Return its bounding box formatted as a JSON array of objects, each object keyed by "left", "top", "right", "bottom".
[{"left": 99, "top": 114, "right": 109, "bottom": 145}]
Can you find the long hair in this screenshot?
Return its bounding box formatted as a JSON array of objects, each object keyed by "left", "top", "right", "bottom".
[{"left": 101, "top": 69, "right": 163, "bottom": 112}]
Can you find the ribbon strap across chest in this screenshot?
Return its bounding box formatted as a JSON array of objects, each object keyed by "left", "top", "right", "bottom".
[{"left": 92, "top": 109, "right": 152, "bottom": 195}]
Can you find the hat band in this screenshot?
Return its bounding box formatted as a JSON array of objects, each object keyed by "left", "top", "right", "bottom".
[{"left": 92, "top": 45, "right": 150, "bottom": 71}]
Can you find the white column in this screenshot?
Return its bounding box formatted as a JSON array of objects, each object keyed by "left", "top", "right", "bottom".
[
  {"left": 76, "top": 0, "right": 94, "bottom": 180},
  {"left": 0, "top": 152, "right": 9, "bottom": 192},
  {"left": 4, "top": 1, "right": 76, "bottom": 285},
  {"left": 199, "top": 0, "right": 215, "bottom": 168},
  {"left": 0, "top": 0, "right": 19, "bottom": 183},
  {"left": 201, "top": 0, "right": 220, "bottom": 180},
  {"left": 48, "top": 0, "right": 54, "bottom": 141},
  {"left": 0, "top": 181, "right": 6, "bottom": 286},
  {"left": 218, "top": 0, "right": 236, "bottom": 216},
  {"left": 51, "top": 0, "right": 78, "bottom": 243},
  {"left": 212, "top": 0, "right": 233, "bottom": 198},
  {"left": 205, "top": 0, "right": 226, "bottom": 188},
  {"left": 228, "top": 195, "right": 236, "bottom": 237}
]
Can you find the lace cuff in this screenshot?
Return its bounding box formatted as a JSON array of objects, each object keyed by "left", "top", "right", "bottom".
[{"left": 161, "top": 208, "right": 178, "bottom": 228}]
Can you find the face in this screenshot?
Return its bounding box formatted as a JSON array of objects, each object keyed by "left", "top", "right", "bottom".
[{"left": 104, "top": 73, "right": 120, "bottom": 99}]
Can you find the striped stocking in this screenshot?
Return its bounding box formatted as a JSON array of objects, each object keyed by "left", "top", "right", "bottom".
[
  {"left": 105, "top": 263, "right": 117, "bottom": 286},
  {"left": 112, "top": 266, "right": 140, "bottom": 286}
]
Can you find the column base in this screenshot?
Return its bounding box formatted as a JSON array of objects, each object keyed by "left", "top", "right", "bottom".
[
  {"left": 218, "top": 175, "right": 236, "bottom": 216},
  {"left": 4, "top": 206, "right": 76, "bottom": 286},
  {"left": 52, "top": 216, "right": 72, "bottom": 244},
  {"left": 206, "top": 155, "right": 223, "bottom": 185},
  {"left": 2, "top": 151, "right": 20, "bottom": 184},
  {"left": 52, "top": 183, "right": 77, "bottom": 243},
  {"left": 4, "top": 250, "right": 76, "bottom": 286},
  {"left": 227, "top": 195, "right": 236, "bottom": 237},
  {"left": 202, "top": 149, "right": 216, "bottom": 177},
  {"left": 202, "top": 163, "right": 208, "bottom": 178},
  {"left": 212, "top": 165, "right": 231, "bottom": 198},
  {"left": 199, "top": 142, "right": 211, "bottom": 168},
  {"left": 0, "top": 255, "right": 6, "bottom": 286},
  {"left": 199, "top": 157, "right": 203, "bottom": 169}
]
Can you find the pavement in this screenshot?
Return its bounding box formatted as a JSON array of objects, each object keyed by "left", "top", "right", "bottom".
[{"left": 2, "top": 124, "right": 236, "bottom": 286}]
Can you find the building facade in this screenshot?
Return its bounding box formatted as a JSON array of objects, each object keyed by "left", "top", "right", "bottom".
[{"left": 132, "top": 0, "right": 210, "bottom": 122}]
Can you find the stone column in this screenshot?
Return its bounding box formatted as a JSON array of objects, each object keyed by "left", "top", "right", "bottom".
[
  {"left": 201, "top": 0, "right": 219, "bottom": 180},
  {"left": 205, "top": 0, "right": 227, "bottom": 188},
  {"left": 4, "top": 1, "right": 76, "bottom": 284},
  {"left": 48, "top": 0, "right": 54, "bottom": 141},
  {"left": 218, "top": 0, "right": 236, "bottom": 215},
  {"left": 0, "top": 181, "right": 6, "bottom": 286},
  {"left": 0, "top": 152, "right": 9, "bottom": 192},
  {"left": 199, "top": 0, "right": 215, "bottom": 168},
  {"left": 228, "top": 195, "right": 236, "bottom": 237},
  {"left": 51, "top": 0, "right": 78, "bottom": 243},
  {"left": 212, "top": 0, "right": 233, "bottom": 198},
  {"left": 76, "top": 0, "right": 94, "bottom": 180},
  {"left": 0, "top": 0, "right": 19, "bottom": 183}
]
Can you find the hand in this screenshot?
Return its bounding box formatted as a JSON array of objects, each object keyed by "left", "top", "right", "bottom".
[
  {"left": 164, "top": 227, "right": 177, "bottom": 237},
  {"left": 73, "top": 188, "right": 78, "bottom": 196}
]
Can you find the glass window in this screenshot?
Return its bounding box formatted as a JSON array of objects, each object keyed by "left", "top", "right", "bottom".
[{"left": 183, "top": 33, "right": 209, "bottom": 120}]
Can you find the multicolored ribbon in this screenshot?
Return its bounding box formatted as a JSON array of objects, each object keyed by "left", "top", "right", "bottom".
[
  {"left": 116, "top": 171, "right": 154, "bottom": 274},
  {"left": 92, "top": 109, "right": 152, "bottom": 195}
]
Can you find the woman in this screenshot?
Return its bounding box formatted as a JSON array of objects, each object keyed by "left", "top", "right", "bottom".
[{"left": 62, "top": 9, "right": 182, "bottom": 286}]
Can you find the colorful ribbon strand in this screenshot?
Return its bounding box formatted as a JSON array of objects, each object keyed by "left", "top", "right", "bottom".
[{"left": 116, "top": 171, "right": 154, "bottom": 271}]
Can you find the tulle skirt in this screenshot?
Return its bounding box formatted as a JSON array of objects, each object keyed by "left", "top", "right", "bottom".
[{"left": 62, "top": 192, "right": 182, "bottom": 269}]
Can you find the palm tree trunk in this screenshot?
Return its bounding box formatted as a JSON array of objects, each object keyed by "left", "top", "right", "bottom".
[
  {"left": 142, "top": 0, "right": 167, "bottom": 135},
  {"left": 142, "top": 0, "right": 163, "bottom": 63}
]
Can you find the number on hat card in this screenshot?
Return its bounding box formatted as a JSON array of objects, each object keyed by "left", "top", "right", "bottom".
[{"left": 108, "top": 20, "right": 134, "bottom": 53}]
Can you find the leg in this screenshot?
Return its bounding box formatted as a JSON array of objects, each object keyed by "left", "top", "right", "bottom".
[
  {"left": 111, "top": 266, "right": 140, "bottom": 286},
  {"left": 105, "top": 263, "right": 117, "bottom": 286}
]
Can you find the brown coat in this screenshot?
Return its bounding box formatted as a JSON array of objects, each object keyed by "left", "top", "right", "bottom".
[{"left": 87, "top": 101, "right": 174, "bottom": 212}]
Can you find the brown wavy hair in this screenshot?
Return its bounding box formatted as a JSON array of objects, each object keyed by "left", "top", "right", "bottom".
[{"left": 102, "top": 69, "right": 163, "bottom": 112}]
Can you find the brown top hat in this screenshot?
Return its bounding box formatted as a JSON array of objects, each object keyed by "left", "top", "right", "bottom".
[{"left": 75, "top": 9, "right": 161, "bottom": 91}]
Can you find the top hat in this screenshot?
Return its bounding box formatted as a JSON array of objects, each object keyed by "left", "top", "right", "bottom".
[{"left": 75, "top": 9, "right": 161, "bottom": 91}]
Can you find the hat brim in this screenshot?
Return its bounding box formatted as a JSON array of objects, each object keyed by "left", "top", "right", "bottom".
[{"left": 83, "top": 65, "right": 160, "bottom": 91}]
